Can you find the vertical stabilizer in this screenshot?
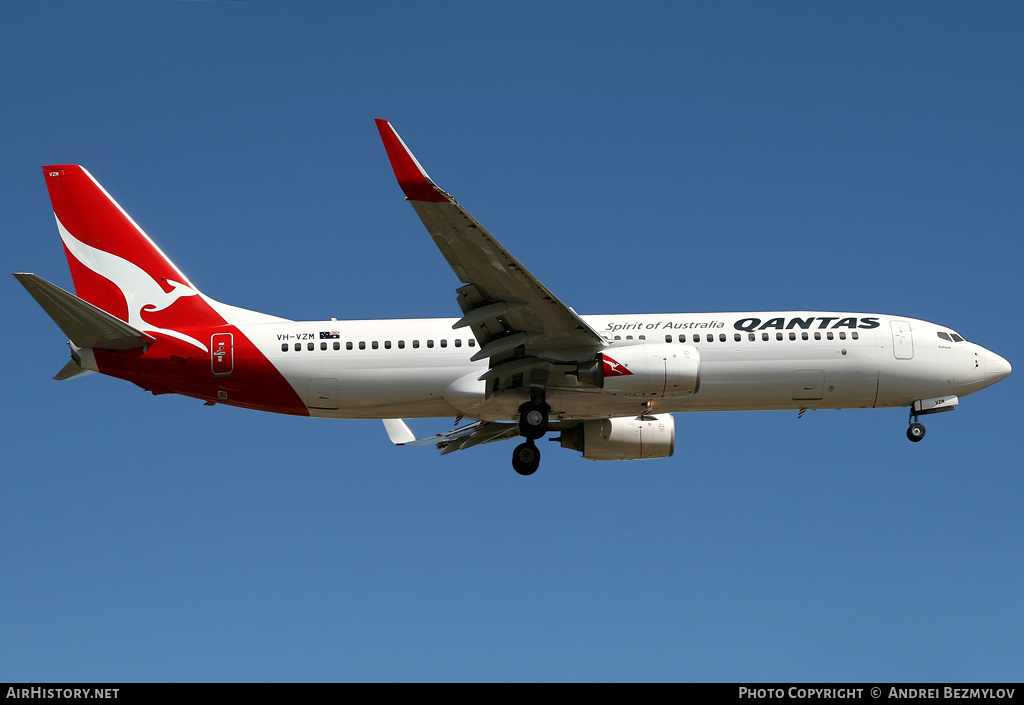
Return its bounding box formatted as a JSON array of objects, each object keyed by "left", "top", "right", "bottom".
[{"left": 41, "top": 166, "right": 223, "bottom": 346}]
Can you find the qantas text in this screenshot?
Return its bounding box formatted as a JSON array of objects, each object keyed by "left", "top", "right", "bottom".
[{"left": 733, "top": 316, "right": 880, "bottom": 332}]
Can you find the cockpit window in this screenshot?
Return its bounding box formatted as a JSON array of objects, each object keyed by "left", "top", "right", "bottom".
[
  {"left": 937, "top": 332, "right": 951, "bottom": 341},
  {"left": 951, "top": 334, "right": 964, "bottom": 343}
]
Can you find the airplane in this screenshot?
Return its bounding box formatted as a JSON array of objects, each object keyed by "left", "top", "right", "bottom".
[{"left": 15, "top": 120, "right": 1012, "bottom": 475}]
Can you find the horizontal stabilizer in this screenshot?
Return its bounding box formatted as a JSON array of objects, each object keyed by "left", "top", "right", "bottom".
[
  {"left": 53, "top": 357, "right": 93, "bottom": 381},
  {"left": 383, "top": 419, "right": 418, "bottom": 445},
  {"left": 13, "top": 273, "right": 155, "bottom": 350}
]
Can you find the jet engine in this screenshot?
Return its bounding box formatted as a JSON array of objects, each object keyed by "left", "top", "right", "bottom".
[
  {"left": 559, "top": 414, "right": 675, "bottom": 461},
  {"left": 576, "top": 343, "right": 700, "bottom": 398}
]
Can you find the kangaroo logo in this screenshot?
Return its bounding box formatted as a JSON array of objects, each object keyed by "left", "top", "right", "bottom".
[
  {"left": 57, "top": 217, "right": 209, "bottom": 352},
  {"left": 601, "top": 355, "right": 633, "bottom": 377}
]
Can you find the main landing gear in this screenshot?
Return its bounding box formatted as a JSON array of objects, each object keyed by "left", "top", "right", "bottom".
[
  {"left": 512, "top": 440, "right": 541, "bottom": 476},
  {"left": 513, "top": 395, "right": 551, "bottom": 476}
]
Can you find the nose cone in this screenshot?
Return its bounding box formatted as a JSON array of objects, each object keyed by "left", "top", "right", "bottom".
[{"left": 986, "top": 351, "right": 1012, "bottom": 385}]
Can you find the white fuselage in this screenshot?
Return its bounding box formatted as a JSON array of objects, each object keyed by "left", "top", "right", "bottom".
[
  {"left": 247, "top": 311, "right": 1007, "bottom": 421},
  {"left": 29, "top": 157, "right": 1012, "bottom": 472}
]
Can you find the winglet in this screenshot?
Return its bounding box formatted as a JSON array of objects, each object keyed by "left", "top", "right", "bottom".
[
  {"left": 383, "top": 418, "right": 417, "bottom": 445},
  {"left": 375, "top": 119, "right": 452, "bottom": 203}
]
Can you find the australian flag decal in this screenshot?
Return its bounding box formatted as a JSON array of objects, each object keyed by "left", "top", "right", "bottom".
[{"left": 320, "top": 331, "right": 340, "bottom": 339}]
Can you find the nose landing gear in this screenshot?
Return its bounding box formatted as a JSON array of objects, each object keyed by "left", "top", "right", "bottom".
[
  {"left": 905, "top": 396, "right": 958, "bottom": 443},
  {"left": 907, "top": 406, "right": 927, "bottom": 442},
  {"left": 907, "top": 421, "right": 926, "bottom": 442}
]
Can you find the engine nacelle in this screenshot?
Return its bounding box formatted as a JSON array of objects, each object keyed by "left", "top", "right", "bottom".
[
  {"left": 578, "top": 343, "right": 700, "bottom": 398},
  {"left": 560, "top": 415, "right": 675, "bottom": 461}
]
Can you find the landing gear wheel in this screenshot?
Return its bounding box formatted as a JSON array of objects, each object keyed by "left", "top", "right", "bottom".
[
  {"left": 518, "top": 401, "right": 550, "bottom": 440},
  {"left": 512, "top": 441, "right": 541, "bottom": 476},
  {"left": 907, "top": 423, "right": 926, "bottom": 442}
]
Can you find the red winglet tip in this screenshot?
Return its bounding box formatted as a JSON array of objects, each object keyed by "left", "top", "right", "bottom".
[{"left": 374, "top": 120, "right": 450, "bottom": 203}]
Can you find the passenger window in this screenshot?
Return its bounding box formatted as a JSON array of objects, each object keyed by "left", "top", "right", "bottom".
[
  {"left": 839, "top": 332, "right": 846, "bottom": 340},
  {"left": 307, "top": 342, "right": 314, "bottom": 351},
  {"left": 789, "top": 332, "right": 796, "bottom": 341},
  {"left": 734, "top": 333, "right": 741, "bottom": 342},
  {"left": 827, "top": 332, "right": 834, "bottom": 340},
  {"left": 385, "top": 341, "right": 392, "bottom": 349},
  {"left": 346, "top": 342, "right": 353, "bottom": 350},
  {"left": 413, "top": 340, "right": 420, "bottom": 349},
  {"left": 614, "top": 336, "right": 621, "bottom": 341},
  {"left": 454, "top": 339, "right": 462, "bottom": 347},
  {"left": 748, "top": 333, "right": 755, "bottom": 342},
  {"left": 398, "top": 340, "right": 405, "bottom": 349},
  {"left": 762, "top": 333, "right": 769, "bottom": 341},
  {"left": 372, "top": 341, "right": 379, "bottom": 349},
  {"left": 427, "top": 340, "right": 434, "bottom": 348},
  {"left": 678, "top": 334, "right": 687, "bottom": 343},
  {"left": 852, "top": 332, "right": 859, "bottom": 340},
  {"left": 468, "top": 340, "right": 476, "bottom": 347},
  {"left": 666, "top": 334, "right": 673, "bottom": 343},
  {"left": 801, "top": 332, "right": 808, "bottom": 341},
  {"left": 694, "top": 334, "right": 702, "bottom": 343},
  {"left": 639, "top": 335, "right": 646, "bottom": 340},
  {"left": 814, "top": 332, "right": 821, "bottom": 341},
  {"left": 334, "top": 342, "right": 340, "bottom": 350},
  {"left": 281, "top": 343, "right": 288, "bottom": 352},
  {"left": 719, "top": 333, "right": 726, "bottom": 342},
  {"left": 776, "top": 333, "right": 783, "bottom": 341},
  {"left": 321, "top": 342, "right": 327, "bottom": 351},
  {"left": 440, "top": 339, "right": 448, "bottom": 348},
  {"left": 359, "top": 341, "right": 366, "bottom": 350}
]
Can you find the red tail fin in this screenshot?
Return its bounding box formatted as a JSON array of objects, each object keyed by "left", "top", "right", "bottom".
[{"left": 42, "top": 165, "right": 218, "bottom": 338}]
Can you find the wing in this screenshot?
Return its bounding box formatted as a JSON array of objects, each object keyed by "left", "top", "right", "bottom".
[
  {"left": 383, "top": 418, "right": 521, "bottom": 455},
  {"left": 376, "top": 120, "right": 605, "bottom": 393}
]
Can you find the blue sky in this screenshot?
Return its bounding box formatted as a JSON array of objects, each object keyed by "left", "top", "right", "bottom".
[{"left": 2, "top": 1, "right": 1021, "bottom": 682}]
